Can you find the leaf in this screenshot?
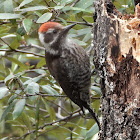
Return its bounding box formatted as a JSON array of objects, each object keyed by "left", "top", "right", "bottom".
[
  {"left": 82, "top": 15, "right": 93, "bottom": 23},
  {"left": 0, "top": 26, "right": 9, "bottom": 36},
  {"left": 36, "top": 58, "right": 46, "bottom": 68},
  {"left": 27, "top": 82, "right": 39, "bottom": 95},
  {"left": 4, "top": 0, "right": 13, "bottom": 13},
  {"left": 42, "top": 98, "right": 56, "bottom": 121},
  {"left": 16, "top": 112, "right": 32, "bottom": 128},
  {"left": 36, "top": 13, "right": 52, "bottom": 23},
  {"left": 72, "top": 28, "right": 91, "bottom": 37},
  {"left": 56, "top": 17, "right": 67, "bottom": 25},
  {"left": 91, "top": 86, "right": 101, "bottom": 95},
  {"left": 75, "top": 0, "right": 93, "bottom": 9},
  {"left": 54, "top": 6, "right": 64, "bottom": 10},
  {"left": 32, "top": 75, "right": 45, "bottom": 82},
  {"left": 0, "top": 87, "right": 9, "bottom": 99},
  {"left": 0, "top": 13, "right": 23, "bottom": 19},
  {"left": 32, "top": 69, "right": 46, "bottom": 75},
  {"left": 0, "top": 137, "right": 9, "bottom": 140},
  {"left": 8, "top": 94, "right": 17, "bottom": 104},
  {"left": 17, "top": 26, "right": 26, "bottom": 36},
  {"left": 13, "top": 99, "right": 26, "bottom": 120},
  {"left": 0, "top": 100, "right": 16, "bottom": 121},
  {"left": 62, "top": 6, "right": 92, "bottom": 13},
  {"left": 18, "top": 6, "right": 47, "bottom": 12},
  {"left": 41, "top": 85, "right": 59, "bottom": 95},
  {"left": 61, "top": 0, "right": 73, "bottom": 5},
  {"left": 17, "top": 0, "right": 33, "bottom": 9},
  {"left": 10, "top": 37, "right": 20, "bottom": 49},
  {"left": 4, "top": 73, "right": 15, "bottom": 84},
  {"left": 82, "top": 32, "right": 91, "bottom": 42},
  {"left": 86, "top": 123, "right": 99, "bottom": 140},
  {"left": 72, "top": 38, "right": 87, "bottom": 46},
  {"left": 5, "top": 57, "right": 27, "bottom": 69},
  {"left": 23, "top": 19, "right": 32, "bottom": 34}
]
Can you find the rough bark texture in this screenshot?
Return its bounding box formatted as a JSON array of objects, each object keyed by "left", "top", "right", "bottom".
[{"left": 93, "top": 0, "right": 140, "bottom": 139}]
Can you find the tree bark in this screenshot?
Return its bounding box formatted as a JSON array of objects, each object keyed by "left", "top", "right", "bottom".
[{"left": 93, "top": 0, "right": 140, "bottom": 139}]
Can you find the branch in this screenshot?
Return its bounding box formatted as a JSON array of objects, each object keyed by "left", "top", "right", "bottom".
[
  {"left": 26, "top": 93, "right": 67, "bottom": 97},
  {"left": 13, "top": 109, "right": 81, "bottom": 139},
  {"left": 43, "top": 0, "right": 50, "bottom": 7},
  {"left": 0, "top": 38, "right": 13, "bottom": 50},
  {"left": 68, "top": 21, "right": 93, "bottom": 26},
  {"left": 45, "top": 98, "right": 69, "bottom": 114},
  {"left": 0, "top": 49, "right": 45, "bottom": 57},
  {"left": 19, "top": 44, "right": 45, "bottom": 51},
  {"left": 52, "top": 0, "right": 57, "bottom": 5},
  {"left": 55, "top": 20, "right": 93, "bottom": 26},
  {"left": 25, "top": 103, "right": 48, "bottom": 113}
]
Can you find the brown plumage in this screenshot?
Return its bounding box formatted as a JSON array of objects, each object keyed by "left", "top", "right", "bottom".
[{"left": 38, "top": 22, "right": 100, "bottom": 129}]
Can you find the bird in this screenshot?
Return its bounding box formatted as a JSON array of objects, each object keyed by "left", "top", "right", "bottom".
[{"left": 38, "top": 22, "right": 100, "bottom": 129}]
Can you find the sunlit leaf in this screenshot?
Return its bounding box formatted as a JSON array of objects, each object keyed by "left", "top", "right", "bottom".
[
  {"left": 36, "top": 13, "right": 52, "bottom": 23},
  {"left": 0, "top": 13, "right": 23, "bottom": 19},
  {"left": 61, "top": 0, "right": 73, "bottom": 5},
  {"left": 62, "top": 6, "right": 92, "bottom": 13},
  {"left": 17, "top": 0, "right": 33, "bottom": 9},
  {"left": 86, "top": 123, "right": 99, "bottom": 140},
  {"left": 13, "top": 99, "right": 26, "bottom": 120},
  {"left": 91, "top": 86, "right": 101, "bottom": 95},
  {"left": 26, "top": 82, "right": 39, "bottom": 95},
  {"left": 0, "top": 137, "right": 9, "bottom": 140},
  {"left": 75, "top": 0, "right": 93, "bottom": 9},
  {"left": 54, "top": 6, "right": 64, "bottom": 10},
  {"left": 4, "top": 0, "right": 13, "bottom": 13},
  {"left": 32, "top": 69, "right": 46, "bottom": 75},
  {"left": 18, "top": 6, "right": 47, "bottom": 12},
  {"left": 23, "top": 19, "right": 32, "bottom": 34},
  {"left": 0, "top": 87, "right": 9, "bottom": 99},
  {"left": 32, "top": 75, "right": 45, "bottom": 82},
  {"left": 41, "top": 85, "right": 59, "bottom": 95},
  {"left": 4, "top": 73, "right": 15, "bottom": 84}
]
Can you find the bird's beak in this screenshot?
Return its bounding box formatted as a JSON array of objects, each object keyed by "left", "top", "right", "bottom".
[{"left": 62, "top": 23, "right": 76, "bottom": 34}]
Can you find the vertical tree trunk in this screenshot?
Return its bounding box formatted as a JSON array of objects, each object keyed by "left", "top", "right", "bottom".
[{"left": 93, "top": 0, "right": 140, "bottom": 139}]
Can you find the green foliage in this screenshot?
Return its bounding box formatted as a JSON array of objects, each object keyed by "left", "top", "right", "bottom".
[
  {"left": 0, "top": 0, "right": 134, "bottom": 139},
  {"left": 0, "top": 0, "right": 98, "bottom": 139},
  {"left": 113, "top": 0, "right": 135, "bottom": 14}
]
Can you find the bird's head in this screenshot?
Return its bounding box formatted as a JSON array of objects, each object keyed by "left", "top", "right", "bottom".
[{"left": 38, "top": 22, "right": 76, "bottom": 49}]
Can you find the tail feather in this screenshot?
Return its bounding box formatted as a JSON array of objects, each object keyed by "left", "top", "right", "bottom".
[{"left": 84, "top": 104, "right": 101, "bottom": 130}]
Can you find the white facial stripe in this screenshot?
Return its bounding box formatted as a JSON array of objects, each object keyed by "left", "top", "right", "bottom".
[
  {"left": 39, "top": 32, "right": 49, "bottom": 47},
  {"left": 38, "top": 32, "right": 59, "bottom": 55}
]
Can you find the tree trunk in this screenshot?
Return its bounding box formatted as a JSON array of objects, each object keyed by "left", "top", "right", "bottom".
[{"left": 93, "top": 0, "right": 140, "bottom": 139}]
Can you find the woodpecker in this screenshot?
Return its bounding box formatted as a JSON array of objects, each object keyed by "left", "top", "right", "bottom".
[{"left": 38, "top": 22, "right": 100, "bottom": 129}]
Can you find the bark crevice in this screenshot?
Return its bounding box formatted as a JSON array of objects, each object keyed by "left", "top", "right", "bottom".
[{"left": 93, "top": 0, "right": 140, "bottom": 139}]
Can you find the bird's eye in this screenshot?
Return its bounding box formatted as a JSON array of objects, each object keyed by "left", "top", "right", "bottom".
[{"left": 53, "top": 29, "right": 58, "bottom": 34}]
